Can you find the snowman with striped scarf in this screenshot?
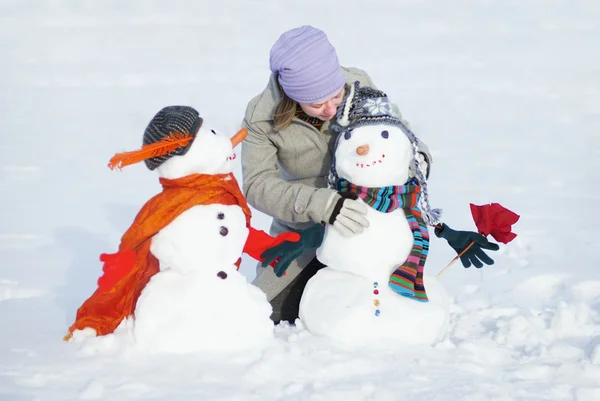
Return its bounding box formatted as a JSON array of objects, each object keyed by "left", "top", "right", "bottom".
[{"left": 298, "top": 82, "right": 450, "bottom": 347}]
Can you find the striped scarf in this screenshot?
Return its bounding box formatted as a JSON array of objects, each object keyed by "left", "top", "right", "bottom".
[
  {"left": 295, "top": 104, "right": 325, "bottom": 131},
  {"left": 336, "top": 178, "right": 430, "bottom": 302}
]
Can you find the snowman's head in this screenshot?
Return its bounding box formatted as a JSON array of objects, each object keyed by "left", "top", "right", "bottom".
[
  {"left": 107, "top": 106, "right": 246, "bottom": 179},
  {"left": 334, "top": 123, "right": 412, "bottom": 187},
  {"left": 332, "top": 82, "right": 419, "bottom": 187},
  {"left": 331, "top": 81, "right": 442, "bottom": 225},
  {"left": 156, "top": 125, "right": 243, "bottom": 179}
]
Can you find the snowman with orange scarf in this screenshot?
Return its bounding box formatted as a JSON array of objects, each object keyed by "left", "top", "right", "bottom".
[{"left": 65, "top": 106, "right": 302, "bottom": 353}]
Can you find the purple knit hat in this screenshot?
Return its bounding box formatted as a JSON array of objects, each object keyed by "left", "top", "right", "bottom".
[{"left": 269, "top": 26, "right": 346, "bottom": 103}]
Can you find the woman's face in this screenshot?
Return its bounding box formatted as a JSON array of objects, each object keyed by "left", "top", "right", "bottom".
[{"left": 298, "top": 87, "right": 345, "bottom": 121}]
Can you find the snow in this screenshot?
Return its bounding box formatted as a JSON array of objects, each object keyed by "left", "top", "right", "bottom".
[
  {"left": 150, "top": 204, "right": 248, "bottom": 272},
  {"left": 300, "top": 271, "right": 450, "bottom": 346},
  {"left": 134, "top": 204, "right": 273, "bottom": 353},
  {"left": 333, "top": 124, "right": 415, "bottom": 187},
  {"left": 155, "top": 124, "right": 237, "bottom": 179},
  {"left": 2, "top": 0, "right": 600, "bottom": 400},
  {"left": 128, "top": 266, "right": 273, "bottom": 353}
]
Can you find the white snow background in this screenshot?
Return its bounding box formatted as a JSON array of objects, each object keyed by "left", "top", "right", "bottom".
[{"left": 2, "top": 1, "right": 600, "bottom": 400}]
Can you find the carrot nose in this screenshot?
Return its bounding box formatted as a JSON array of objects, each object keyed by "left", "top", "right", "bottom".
[
  {"left": 230, "top": 128, "right": 248, "bottom": 148},
  {"left": 356, "top": 144, "right": 370, "bottom": 156}
]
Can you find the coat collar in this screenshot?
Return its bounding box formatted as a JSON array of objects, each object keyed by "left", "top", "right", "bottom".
[{"left": 249, "top": 73, "right": 281, "bottom": 124}]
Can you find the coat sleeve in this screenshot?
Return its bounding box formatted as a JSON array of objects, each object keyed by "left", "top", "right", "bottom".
[
  {"left": 241, "top": 118, "right": 335, "bottom": 225},
  {"left": 360, "top": 69, "right": 434, "bottom": 177}
]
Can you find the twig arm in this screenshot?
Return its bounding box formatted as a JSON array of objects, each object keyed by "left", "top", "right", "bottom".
[{"left": 435, "top": 241, "right": 475, "bottom": 279}]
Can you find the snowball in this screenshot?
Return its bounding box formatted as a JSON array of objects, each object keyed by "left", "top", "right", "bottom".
[
  {"left": 133, "top": 267, "right": 273, "bottom": 353},
  {"left": 300, "top": 270, "right": 449, "bottom": 347}
]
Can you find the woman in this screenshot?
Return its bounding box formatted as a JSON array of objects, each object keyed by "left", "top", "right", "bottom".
[
  {"left": 241, "top": 25, "right": 498, "bottom": 324},
  {"left": 240, "top": 25, "right": 432, "bottom": 324}
]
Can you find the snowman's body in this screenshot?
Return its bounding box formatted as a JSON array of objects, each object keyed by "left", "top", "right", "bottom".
[
  {"left": 317, "top": 206, "right": 413, "bottom": 283},
  {"left": 299, "top": 123, "right": 449, "bottom": 347},
  {"left": 131, "top": 126, "right": 273, "bottom": 353}
]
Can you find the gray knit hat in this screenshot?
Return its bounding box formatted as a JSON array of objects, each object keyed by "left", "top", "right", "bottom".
[
  {"left": 332, "top": 81, "right": 442, "bottom": 225},
  {"left": 336, "top": 81, "right": 403, "bottom": 131},
  {"left": 143, "top": 106, "right": 203, "bottom": 170}
]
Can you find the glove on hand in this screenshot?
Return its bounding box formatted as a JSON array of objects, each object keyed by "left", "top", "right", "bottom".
[
  {"left": 260, "top": 225, "right": 325, "bottom": 277},
  {"left": 322, "top": 192, "right": 369, "bottom": 237},
  {"left": 434, "top": 223, "right": 500, "bottom": 268}
]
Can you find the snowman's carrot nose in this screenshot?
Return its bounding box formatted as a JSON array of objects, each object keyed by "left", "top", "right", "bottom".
[
  {"left": 356, "top": 144, "right": 370, "bottom": 156},
  {"left": 230, "top": 128, "right": 248, "bottom": 148}
]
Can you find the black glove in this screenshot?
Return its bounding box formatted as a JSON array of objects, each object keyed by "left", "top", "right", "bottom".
[
  {"left": 434, "top": 223, "right": 500, "bottom": 268},
  {"left": 260, "top": 225, "right": 326, "bottom": 277}
]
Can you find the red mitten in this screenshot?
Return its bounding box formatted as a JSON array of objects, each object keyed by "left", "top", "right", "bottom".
[
  {"left": 97, "top": 250, "right": 136, "bottom": 292},
  {"left": 243, "top": 227, "right": 300, "bottom": 266}
]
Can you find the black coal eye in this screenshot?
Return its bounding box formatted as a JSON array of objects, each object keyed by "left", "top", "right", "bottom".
[
  {"left": 344, "top": 131, "right": 352, "bottom": 140},
  {"left": 211, "top": 129, "right": 217, "bottom": 135},
  {"left": 381, "top": 130, "right": 389, "bottom": 139}
]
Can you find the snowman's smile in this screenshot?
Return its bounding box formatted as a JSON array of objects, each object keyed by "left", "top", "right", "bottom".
[
  {"left": 227, "top": 153, "right": 237, "bottom": 161},
  {"left": 355, "top": 154, "right": 386, "bottom": 168}
]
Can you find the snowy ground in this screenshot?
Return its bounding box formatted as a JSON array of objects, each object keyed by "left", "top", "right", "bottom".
[{"left": 2, "top": 1, "right": 600, "bottom": 400}]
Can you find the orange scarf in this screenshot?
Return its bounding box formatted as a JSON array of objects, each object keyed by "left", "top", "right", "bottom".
[{"left": 65, "top": 173, "right": 251, "bottom": 339}]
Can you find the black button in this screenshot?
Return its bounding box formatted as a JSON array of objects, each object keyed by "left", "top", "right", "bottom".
[
  {"left": 217, "top": 212, "right": 225, "bottom": 220},
  {"left": 220, "top": 226, "right": 228, "bottom": 236}
]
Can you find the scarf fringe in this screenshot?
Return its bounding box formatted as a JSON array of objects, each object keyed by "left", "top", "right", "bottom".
[{"left": 423, "top": 207, "right": 443, "bottom": 226}]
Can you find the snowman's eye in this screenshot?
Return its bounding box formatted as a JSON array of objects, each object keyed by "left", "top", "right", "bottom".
[
  {"left": 211, "top": 129, "right": 217, "bottom": 135},
  {"left": 344, "top": 131, "right": 352, "bottom": 140},
  {"left": 381, "top": 130, "right": 389, "bottom": 139}
]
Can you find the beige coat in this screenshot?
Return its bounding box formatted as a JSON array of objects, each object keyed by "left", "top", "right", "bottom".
[{"left": 241, "top": 67, "right": 431, "bottom": 301}]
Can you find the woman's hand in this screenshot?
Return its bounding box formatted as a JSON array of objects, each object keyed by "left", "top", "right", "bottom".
[{"left": 322, "top": 192, "right": 369, "bottom": 237}]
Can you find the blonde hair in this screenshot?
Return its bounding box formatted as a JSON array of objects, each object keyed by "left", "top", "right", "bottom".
[{"left": 273, "top": 85, "right": 297, "bottom": 131}]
